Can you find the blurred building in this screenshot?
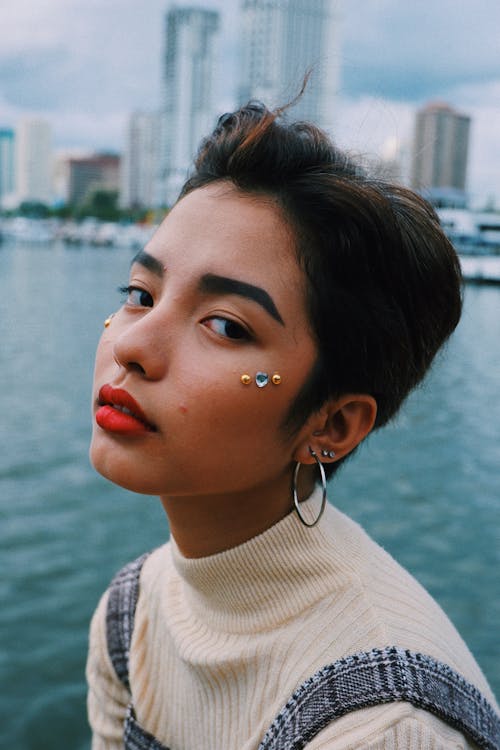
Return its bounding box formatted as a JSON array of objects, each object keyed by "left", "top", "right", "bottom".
[
  {"left": 238, "top": 0, "right": 340, "bottom": 131},
  {"left": 121, "top": 111, "right": 161, "bottom": 210},
  {"left": 161, "top": 6, "right": 220, "bottom": 206},
  {"left": 52, "top": 149, "right": 90, "bottom": 205},
  {"left": 0, "top": 128, "right": 15, "bottom": 208},
  {"left": 16, "top": 118, "right": 52, "bottom": 205},
  {"left": 411, "top": 102, "right": 471, "bottom": 205},
  {"left": 68, "top": 153, "right": 120, "bottom": 206}
]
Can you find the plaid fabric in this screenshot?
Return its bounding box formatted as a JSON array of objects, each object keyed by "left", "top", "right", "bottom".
[
  {"left": 106, "top": 552, "right": 151, "bottom": 691},
  {"left": 124, "top": 704, "right": 171, "bottom": 750},
  {"left": 106, "top": 554, "right": 500, "bottom": 750},
  {"left": 258, "top": 647, "right": 500, "bottom": 750}
]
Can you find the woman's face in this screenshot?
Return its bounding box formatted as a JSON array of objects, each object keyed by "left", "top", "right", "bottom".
[{"left": 90, "top": 182, "right": 318, "bottom": 499}]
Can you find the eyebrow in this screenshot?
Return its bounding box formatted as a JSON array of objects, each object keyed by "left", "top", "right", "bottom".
[
  {"left": 131, "top": 249, "right": 164, "bottom": 278},
  {"left": 199, "top": 273, "right": 284, "bottom": 326},
  {"left": 131, "top": 251, "right": 284, "bottom": 325}
]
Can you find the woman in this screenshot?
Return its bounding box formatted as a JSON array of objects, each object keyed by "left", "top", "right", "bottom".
[{"left": 87, "top": 102, "right": 499, "bottom": 749}]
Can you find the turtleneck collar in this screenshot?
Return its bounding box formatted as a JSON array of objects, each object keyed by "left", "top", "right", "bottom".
[{"left": 169, "top": 489, "right": 362, "bottom": 633}]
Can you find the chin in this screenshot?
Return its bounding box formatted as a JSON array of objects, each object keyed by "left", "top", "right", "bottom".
[{"left": 89, "top": 437, "right": 155, "bottom": 496}]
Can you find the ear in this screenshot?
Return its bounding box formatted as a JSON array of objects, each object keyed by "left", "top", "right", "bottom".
[{"left": 292, "top": 394, "right": 377, "bottom": 465}]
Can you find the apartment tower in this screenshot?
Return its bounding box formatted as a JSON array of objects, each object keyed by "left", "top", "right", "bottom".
[
  {"left": 121, "top": 112, "right": 161, "bottom": 210},
  {"left": 16, "top": 118, "right": 52, "bottom": 204},
  {"left": 411, "top": 102, "right": 471, "bottom": 194},
  {"left": 161, "top": 6, "right": 220, "bottom": 206},
  {"left": 238, "top": 0, "right": 340, "bottom": 131}
]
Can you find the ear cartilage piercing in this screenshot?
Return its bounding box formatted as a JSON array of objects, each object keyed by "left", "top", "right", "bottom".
[
  {"left": 104, "top": 314, "right": 115, "bottom": 328},
  {"left": 321, "top": 449, "right": 335, "bottom": 459},
  {"left": 240, "top": 374, "right": 252, "bottom": 385},
  {"left": 271, "top": 373, "right": 282, "bottom": 385}
]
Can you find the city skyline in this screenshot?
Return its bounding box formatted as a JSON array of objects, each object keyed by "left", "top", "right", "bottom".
[{"left": 0, "top": 0, "right": 499, "bottom": 205}]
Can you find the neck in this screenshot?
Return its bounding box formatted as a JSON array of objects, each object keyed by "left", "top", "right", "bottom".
[{"left": 161, "top": 465, "right": 315, "bottom": 558}]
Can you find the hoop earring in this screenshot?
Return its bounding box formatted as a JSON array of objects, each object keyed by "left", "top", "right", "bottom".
[{"left": 293, "top": 448, "right": 327, "bottom": 527}]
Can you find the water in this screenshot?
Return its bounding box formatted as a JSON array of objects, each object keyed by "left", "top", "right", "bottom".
[{"left": 1, "top": 239, "right": 499, "bottom": 748}]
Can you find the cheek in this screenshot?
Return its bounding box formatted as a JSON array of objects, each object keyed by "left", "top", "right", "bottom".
[
  {"left": 93, "top": 336, "right": 115, "bottom": 381},
  {"left": 177, "top": 373, "right": 290, "bottom": 443}
]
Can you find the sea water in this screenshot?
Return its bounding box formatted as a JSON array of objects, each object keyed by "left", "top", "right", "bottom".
[{"left": 1, "top": 239, "right": 499, "bottom": 748}]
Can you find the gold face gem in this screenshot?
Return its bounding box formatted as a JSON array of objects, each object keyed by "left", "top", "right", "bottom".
[
  {"left": 271, "top": 373, "right": 282, "bottom": 385},
  {"left": 240, "top": 374, "right": 252, "bottom": 385}
]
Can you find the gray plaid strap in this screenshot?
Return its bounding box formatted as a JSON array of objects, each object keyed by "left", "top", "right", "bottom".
[
  {"left": 124, "top": 705, "right": 171, "bottom": 750},
  {"left": 258, "top": 646, "right": 500, "bottom": 750},
  {"left": 105, "top": 552, "right": 171, "bottom": 750},
  {"left": 106, "top": 552, "right": 151, "bottom": 691}
]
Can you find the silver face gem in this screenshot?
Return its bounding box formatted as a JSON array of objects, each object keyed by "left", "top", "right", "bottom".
[{"left": 255, "top": 371, "right": 269, "bottom": 388}]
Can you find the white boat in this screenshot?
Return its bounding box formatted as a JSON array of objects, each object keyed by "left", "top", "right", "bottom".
[{"left": 459, "top": 254, "right": 500, "bottom": 284}]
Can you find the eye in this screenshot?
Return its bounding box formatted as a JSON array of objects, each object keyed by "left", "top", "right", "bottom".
[
  {"left": 202, "top": 316, "right": 252, "bottom": 341},
  {"left": 118, "top": 285, "right": 154, "bottom": 308}
]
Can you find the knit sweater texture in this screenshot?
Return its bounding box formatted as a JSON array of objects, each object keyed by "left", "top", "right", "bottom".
[{"left": 86, "top": 490, "right": 498, "bottom": 749}]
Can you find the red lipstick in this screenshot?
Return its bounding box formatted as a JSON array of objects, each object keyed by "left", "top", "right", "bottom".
[{"left": 96, "top": 384, "right": 156, "bottom": 435}]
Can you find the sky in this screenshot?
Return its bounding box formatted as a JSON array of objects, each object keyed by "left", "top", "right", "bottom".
[{"left": 1, "top": 0, "right": 499, "bottom": 206}]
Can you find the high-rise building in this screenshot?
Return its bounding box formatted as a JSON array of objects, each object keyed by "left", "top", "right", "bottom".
[
  {"left": 68, "top": 154, "right": 120, "bottom": 206},
  {"left": 16, "top": 118, "right": 52, "bottom": 205},
  {"left": 411, "top": 102, "right": 471, "bottom": 198},
  {"left": 52, "top": 149, "right": 84, "bottom": 205},
  {"left": 238, "top": 0, "right": 340, "bottom": 131},
  {"left": 161, "top": 6, "right": 220, "bottom": 206},
  {"left": 121, "top": 111, "right": 161, "bottom": 210},
  {"left": 0, "top": 128, "right": 15, "bottom": 207}
]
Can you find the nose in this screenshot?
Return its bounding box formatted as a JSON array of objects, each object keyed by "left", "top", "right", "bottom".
[{"left": 112, "top": 310, "right": 168, "bottom": 380}]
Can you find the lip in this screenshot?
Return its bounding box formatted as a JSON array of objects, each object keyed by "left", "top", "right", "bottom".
[{"left": 96, "top": 384, "right": 156, "bottom": 435}]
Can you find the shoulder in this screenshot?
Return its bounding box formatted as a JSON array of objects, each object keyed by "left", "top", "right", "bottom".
[
  {"left": 260, "top": 647, "right": 497, "bottom": 750},
  {"left": 324, "top": 505, "right": 496, "bottom": 705},
  {"left": 89, "top": 544, "right": 170, "bottom": 663},
  {"left": 306, "top": 703, "right": 480, "bottom": 749}
]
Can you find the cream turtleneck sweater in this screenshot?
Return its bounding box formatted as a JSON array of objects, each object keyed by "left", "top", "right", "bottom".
[{"left": 87, "top": 490, "right": 497, "bottom": 749}]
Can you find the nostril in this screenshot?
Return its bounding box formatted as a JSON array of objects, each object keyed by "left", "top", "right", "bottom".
[
  {"left": 128, "top": 362, "right": 147, "bottom": 375},
  {"left": 112, "top": 334, "right": 163, "bottom": 379}
]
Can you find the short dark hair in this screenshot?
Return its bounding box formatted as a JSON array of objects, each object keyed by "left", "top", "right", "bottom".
[{"left": 180, "top": 102, "right": 463, "bottom": 475}]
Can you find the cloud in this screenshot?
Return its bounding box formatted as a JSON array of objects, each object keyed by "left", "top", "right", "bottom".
[
  {"left": 0, "top": 48, "right": 74, "bottom": 109},
  {"left": 0, "top": 0, "right": 166, "bottom": 114},
  {"left": 340, "top": 0, "right": 500, "bottom": 101},
  {"left": 52, "top": 109, "right": 129, "bottom": 151}
]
